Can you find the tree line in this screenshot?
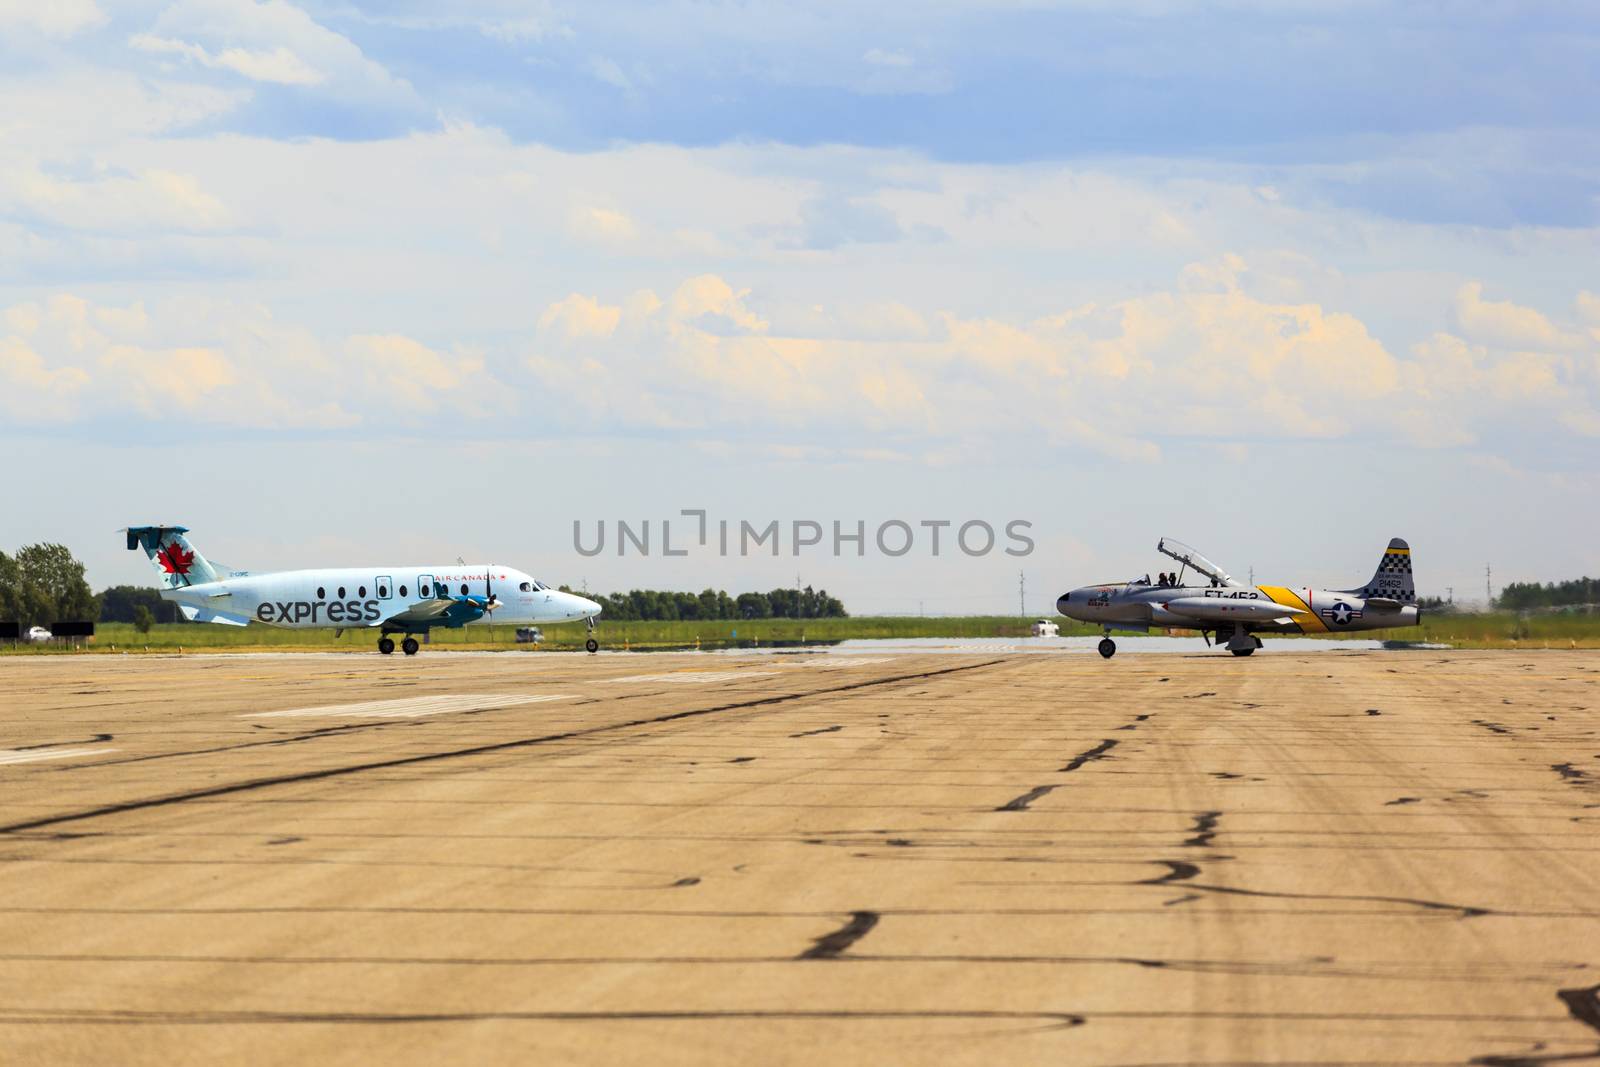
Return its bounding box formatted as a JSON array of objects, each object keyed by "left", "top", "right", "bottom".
[
  {"left": 1496, "top": 577, "right": 1600, "bottom": 611},
  {"left": 571, "top": 586, "right": 847, "bottom": 622},
  {"left": 0, "top": 545, "right": 98, "bottom": 629},
  {"left": 2, "top": 542, "right": 848, "bottom": 630}
]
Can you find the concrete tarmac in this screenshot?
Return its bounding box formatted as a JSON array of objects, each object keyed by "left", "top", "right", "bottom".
[{"left": 1, "top": 649, "right": 1597, "bottom": 1064}]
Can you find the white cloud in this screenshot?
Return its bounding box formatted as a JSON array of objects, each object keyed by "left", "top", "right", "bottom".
[
  {"left": 131, "top": 33, "right": 326, "bottom": 86},
  {"left": 863, "top": 48, "right": 913, "bottom": 68},
  {"left": 136, "top": 0, "right": 414, "bottom": 103},
  {"left": 1454, "top": 282, "right": 1584, "bottom": 352},
  {"left": 0, "top": 0, "right": 105, "bottom": 37}
]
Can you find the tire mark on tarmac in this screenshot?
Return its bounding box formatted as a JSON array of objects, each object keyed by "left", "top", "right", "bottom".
[
  {"left": 1137, "top": 857, "right": 1491, "bottom": 918},
  {"left": 0, "top": 659, "right": 1007, "bottom": 835},
  {"left": 997, "top": 736, "right": 1124, "bottom": 811},
  {"left": 798, "top": 910, "right": 880, "bottom": 959}
]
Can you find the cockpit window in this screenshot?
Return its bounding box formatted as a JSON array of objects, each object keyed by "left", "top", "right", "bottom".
[{"left": 519, "top": 582, "right": 533, "bottom": 592}]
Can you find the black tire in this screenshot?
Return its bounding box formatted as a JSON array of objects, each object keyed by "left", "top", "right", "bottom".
[
  {"left": 585, "top": 637, "right": 599, "bottom": 654},
  {"left": 1231, "top": 646, "right": 1255, "bottom": 656},
  {"left": 378, "top": 637, "right": 395, "bottom": 655},
  {"left": 1097, "top": 638, "right": 1116, "bottom": 659},
  {"left": 401, "top": 637, "right": 420, "bottom": 656}
]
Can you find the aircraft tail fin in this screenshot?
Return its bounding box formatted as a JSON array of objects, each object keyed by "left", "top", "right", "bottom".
[
  {"left": 124, "top": 525, "right": 222, "bottom": 589},
  {"left": 1346, "top": 537, "right": 1414, "bottom": 603}
]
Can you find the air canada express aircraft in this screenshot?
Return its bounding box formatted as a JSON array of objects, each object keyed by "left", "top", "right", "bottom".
[
  {"left": 126, "top": 525, "right": 603, "bottom": 655},
  {"left": 1058, "top": 537, "right": 1421, "bottom": 658}
]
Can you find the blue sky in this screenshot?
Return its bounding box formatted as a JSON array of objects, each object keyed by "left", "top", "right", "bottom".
[{"left": 2, "top": 0, "right": 1596, "bottom": 609}]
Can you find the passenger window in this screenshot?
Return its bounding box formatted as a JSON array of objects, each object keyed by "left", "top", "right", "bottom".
[
  {"left": 461, "top": 583, "right": 469, "bottom": 595},
  {"left": 337, "top": 586, "right": 346, "bottom": 599},
  {"left": 358, "top": 586, "right": 366, "bottom": 598},
  {"left": 378, "top": 585, "right": 388, "bottom": 597},
  {"left": 399, "top": 585, "right": 408, "bottom": 597},
  {"left": 317, "top": 586, "right": 326, "bottom": 599}
]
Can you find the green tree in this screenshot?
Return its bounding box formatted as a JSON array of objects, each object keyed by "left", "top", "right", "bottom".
[
  {"left": 132, "top": 604, "right": 155, "bottom": 634},
  {"left": 14, "top": 543, "right": 97, "bottom": 627},
  {"left": 0, "top": 551, "right": 20, "bottom": 623},
  {"left": 99, "top": 584, "right": 184, "bottom": 624}
]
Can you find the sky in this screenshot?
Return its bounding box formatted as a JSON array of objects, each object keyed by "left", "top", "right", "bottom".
[{"left": 1, "top": 0, "right": 1597, "bottom": 613}]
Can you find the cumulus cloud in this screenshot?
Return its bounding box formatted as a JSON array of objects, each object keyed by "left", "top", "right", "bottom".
[
  {"left": 523, "top": 258, "right": 1600, "bottom": 457},
  {"left": 0, "top": 0, "right": 105, "bottom": 37},
  {"left": 1454, "top": 282, "right": 1585, "bottom": 352},
  {"left": 131, "top": 33, "right": 326, "bottom": 86},
  {"left": 134, "top": 0, "right": 414, "bottom": 103}
]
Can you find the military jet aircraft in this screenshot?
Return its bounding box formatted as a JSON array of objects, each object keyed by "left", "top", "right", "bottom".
[
  {"left": 1057, "top": 537, "right": 1421, "bottom": 658},
  {"left": 124, "top": 525, "right": 603, "bottom": 655}
]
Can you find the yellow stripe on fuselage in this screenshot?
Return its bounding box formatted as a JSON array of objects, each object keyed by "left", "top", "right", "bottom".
[{"left": 1257, "top": 585, "right": 1329, "bottom": 634}]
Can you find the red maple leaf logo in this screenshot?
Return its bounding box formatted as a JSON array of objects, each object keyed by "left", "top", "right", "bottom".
[{"left": 157, "top": 542, "right": 195, "bottom": 575}]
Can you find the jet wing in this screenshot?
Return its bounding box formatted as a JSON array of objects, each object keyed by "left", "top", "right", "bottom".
[
  {"left": 1161, "top": 597, "right": 1304, "bottom": 625},
  {"left": 377, "top": 599, "right": 458, "bottom": 626},
  {"left": 378, "top": 596, "right": 494, "bottom": 629},
  {"left": 179, "top": 604, "right": 251, "bottom": 627}
]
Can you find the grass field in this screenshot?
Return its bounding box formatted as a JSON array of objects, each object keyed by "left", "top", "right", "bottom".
[{"left": 6, "top": 610, "right": 1600, "bottom": 653}]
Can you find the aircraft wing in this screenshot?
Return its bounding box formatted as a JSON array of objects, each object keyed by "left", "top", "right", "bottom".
[
  {"left": 377, "top": 599, "right": 458, "bottom": 626},
  {"left": 1161, "top": 597, "right": 1304, "bottom": 625},
  {"left": 377, "top": 596, "right": 494, "bottom": 629},
  {"left": 178, "top": 604, "right": 251, "bottom": 627}
]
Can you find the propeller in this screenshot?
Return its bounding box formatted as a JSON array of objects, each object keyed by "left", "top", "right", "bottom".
[{"left": 482, "top": 567, "right": 503, "bottom": 613}]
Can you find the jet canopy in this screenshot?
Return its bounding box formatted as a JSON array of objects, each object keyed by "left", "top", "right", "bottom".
[{"left": 1157, "top": 537, "right": 1236, "bottom": 586}]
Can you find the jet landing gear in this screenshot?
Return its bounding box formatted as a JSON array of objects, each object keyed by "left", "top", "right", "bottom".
[
  {"left": 379, "top": 634, "right": 421, "bottom": 656},
  {"left": 1225, "top": 631, "right": 1263, "bottom": 657},
  {"left": 1098, "top": 633, "right": 1117, "bottom": 659},
  {"left": 584, "top": 616, "right": 599, "bottom": 654}
]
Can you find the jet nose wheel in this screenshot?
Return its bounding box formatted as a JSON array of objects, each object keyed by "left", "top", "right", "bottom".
[
  {"left": 585, "top": 637, "right": 599, "bottom": 654},
  {"left": 1231, "top": 646, "right": 1255, "bottom": 656},
  {"left": 377, "top": 637, "right": 395, "bottom": 655},
  {"left": 401, "top": 637, "right": 420, "bottom": 656},
  {"left": 1097, "top": 637, "right": 1116, "bottom": 659}
]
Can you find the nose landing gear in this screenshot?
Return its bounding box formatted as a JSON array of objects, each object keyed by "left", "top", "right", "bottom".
[{"left": 584, "top": 616, "right": 599, "bottom": 654}]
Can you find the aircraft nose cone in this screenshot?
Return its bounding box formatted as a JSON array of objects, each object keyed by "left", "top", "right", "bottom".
[{"left": 573, "top": 595, "right": 601, "bottom": 619}]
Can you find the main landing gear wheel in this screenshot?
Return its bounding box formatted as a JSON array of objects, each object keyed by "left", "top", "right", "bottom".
[
  {"left": 585, "top": 637, "right": 599, "bottom": 654},
  {"left": 1098, "top": 637, "right": 1116, "bottom": 659},
  {"left": 401, "top": 637, "right": 420, "bottom": 656},
  {"left": 1231, "top": 646, "right": 1255, "bottom": 657},
  {"left": 377, "top": 637, "right": 395, "bottom": 655}
]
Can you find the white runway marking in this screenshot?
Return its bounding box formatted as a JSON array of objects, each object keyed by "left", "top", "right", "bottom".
[
  {"left": 245, "top": 693, "right": 572, "bottom": 719},
  {"left": 780, "top": 656, "right": 896, "bottom": 668},
  {"left": 603, "top": 671, "right": 776, "bottom": 684},
  {"left": 0, "top": 747, "right": 119, "bottom": 766}
]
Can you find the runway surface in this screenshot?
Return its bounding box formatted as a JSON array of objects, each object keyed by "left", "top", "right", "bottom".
[{"left": 1, "top": 649, "right": 1598, "bottom": 1064}]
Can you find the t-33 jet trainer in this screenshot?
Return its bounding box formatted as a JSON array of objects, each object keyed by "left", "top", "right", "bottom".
[
  {"left": 125, "top": 525, "right": 603, "bottom": 655},
  {"left": 1057, "top": 537, "right": 1421, "bottom": 658}
]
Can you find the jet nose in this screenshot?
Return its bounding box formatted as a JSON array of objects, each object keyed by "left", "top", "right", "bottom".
[
  {"left": 572, "top": 595, "right": 601, "bottom": 620},
  {"left": 1058, "top": 588, "right": 1093, "bottom": 621}
]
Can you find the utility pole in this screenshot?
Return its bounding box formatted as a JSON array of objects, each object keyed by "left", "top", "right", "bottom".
[
  {"left": 1446, "top": 586, "right": 1454, "bottom": 604},
  {"left": 796, "top": 572, "right": 802, "bottom": 619},
  {"left": 1248, "top": 565, "right": 1254, "bottom": 585},
  {"left": 1018, "top": 571, "right": 1026, "bottom": 617},
  {"left": 1485, "top": 564, "right": 1493, "bottom": 607}
]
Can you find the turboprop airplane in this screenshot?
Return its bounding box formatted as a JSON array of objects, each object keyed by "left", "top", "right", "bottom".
[
  {"left": 124, "top": 525, "right": 603, "bottom": 655},
  {"left": 1057, "top": 537, "right": 1421, "bottom": 658}
]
